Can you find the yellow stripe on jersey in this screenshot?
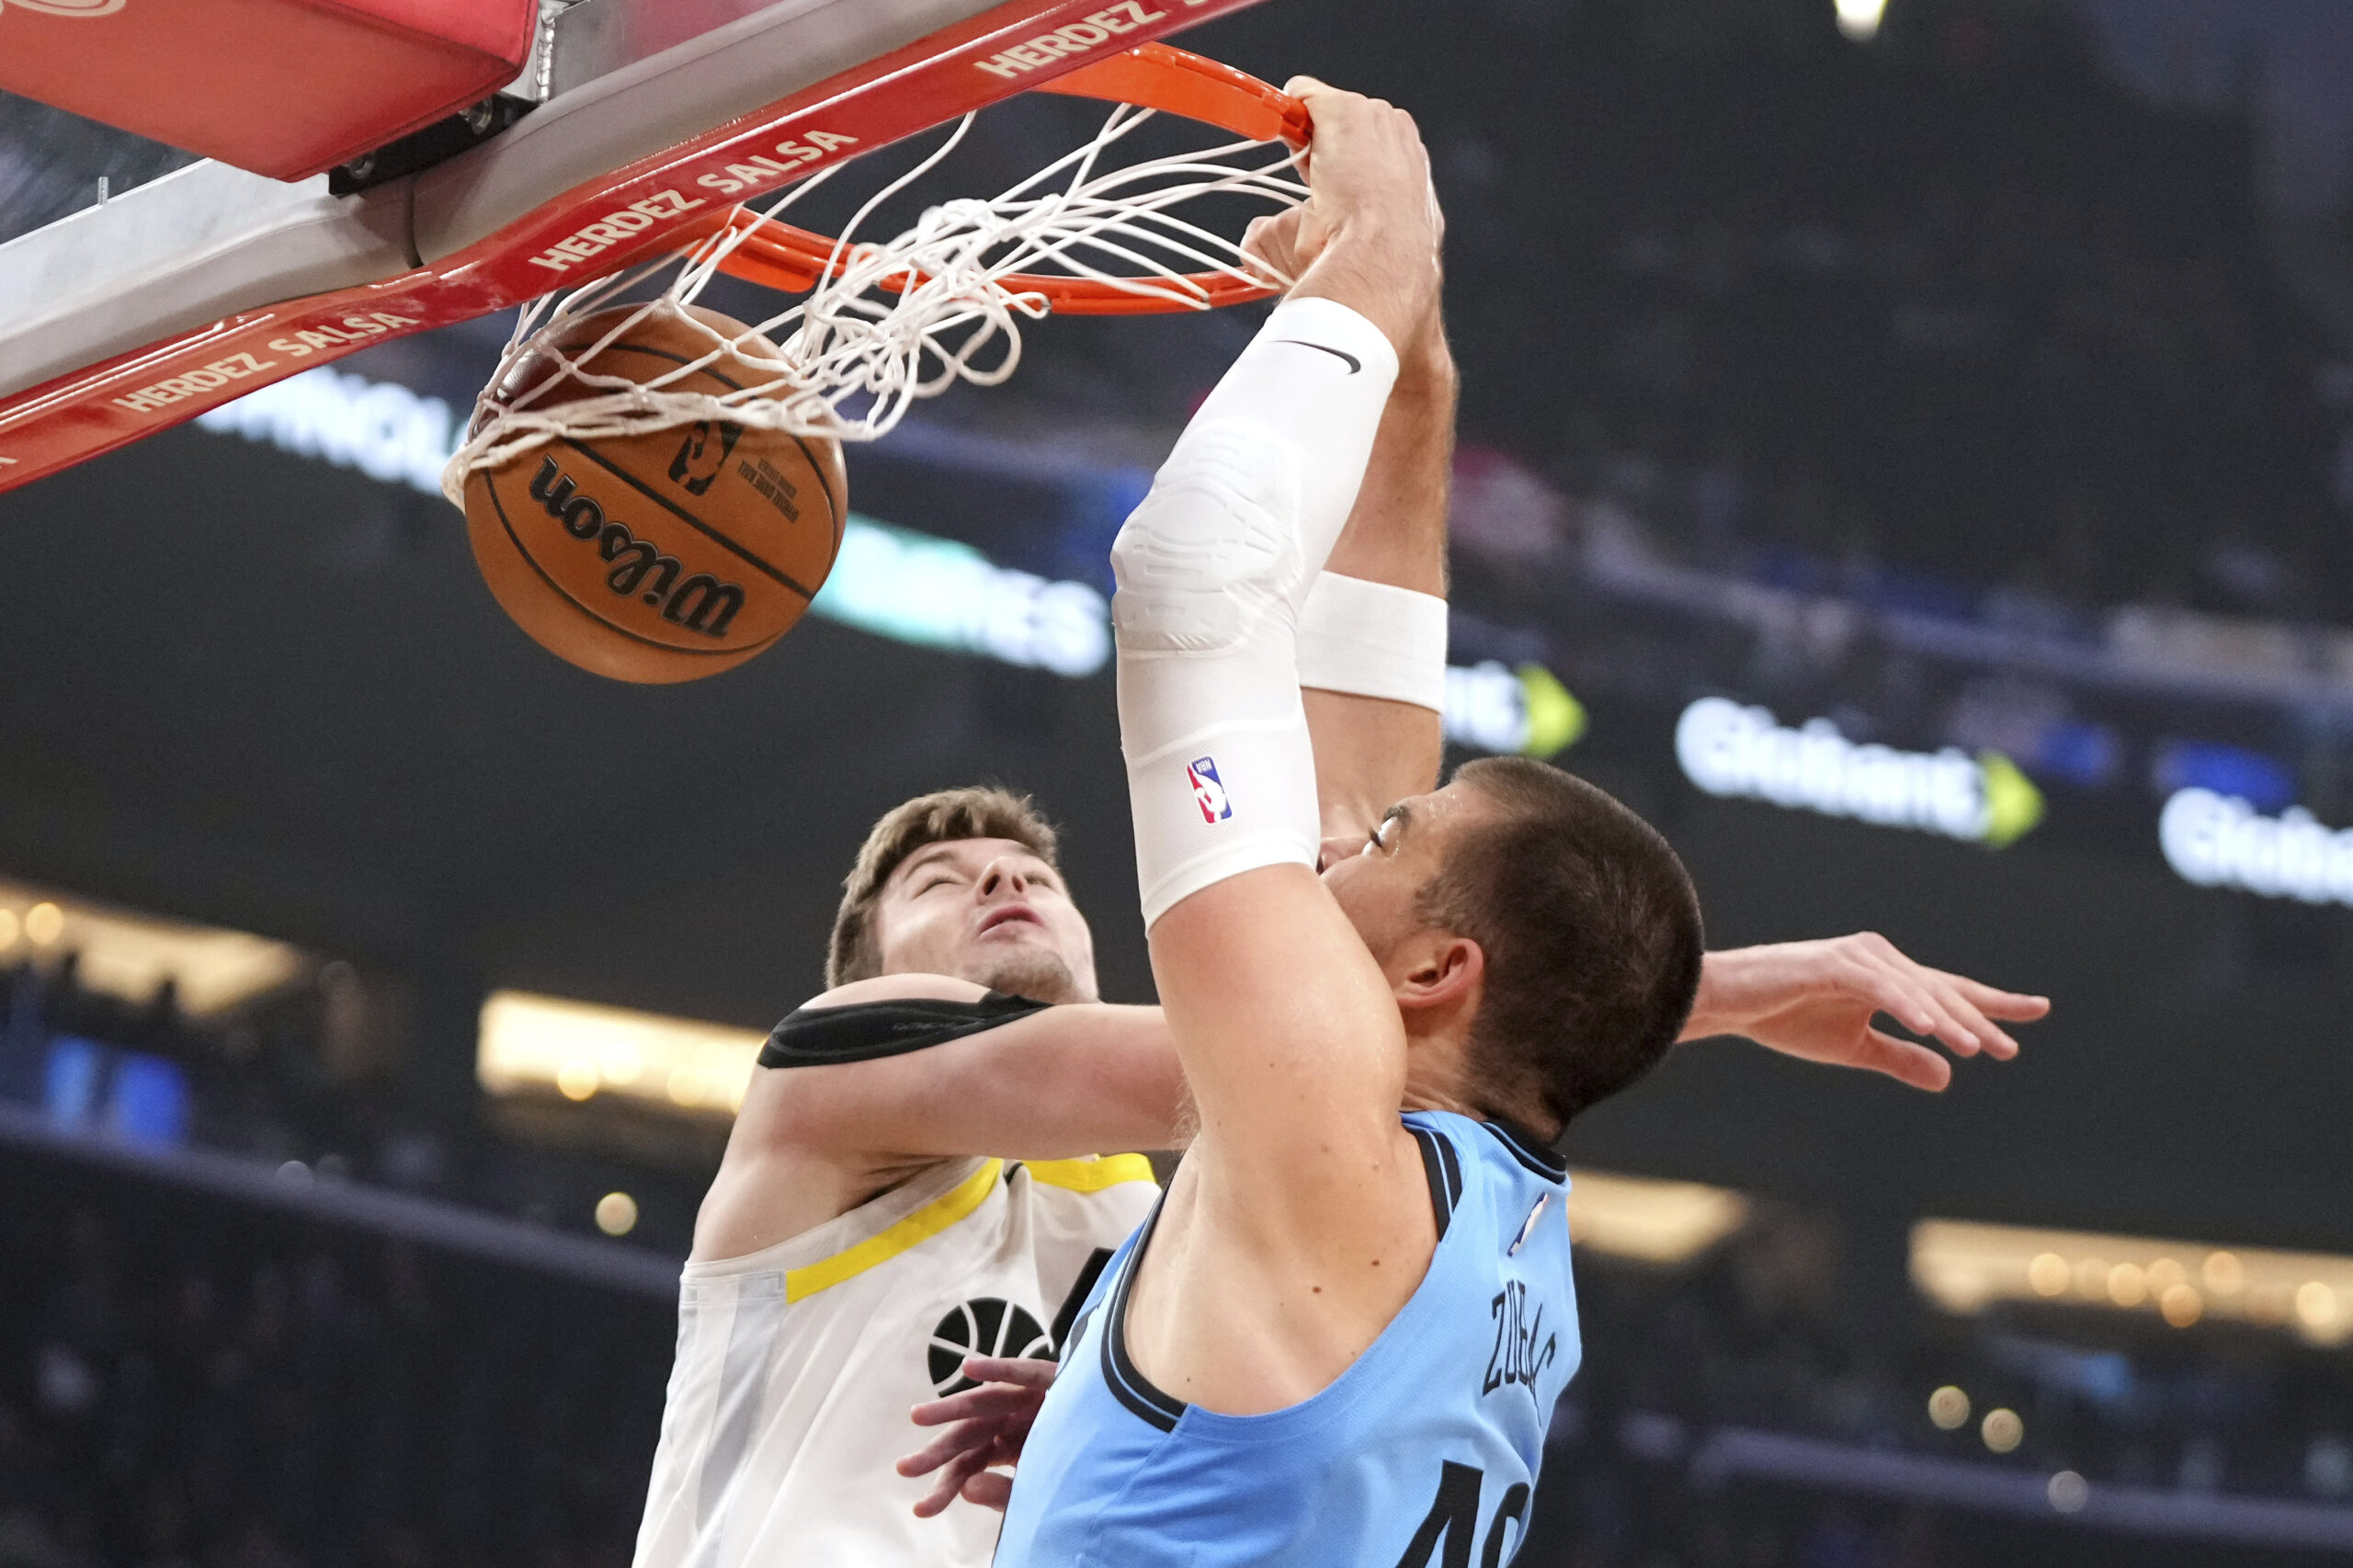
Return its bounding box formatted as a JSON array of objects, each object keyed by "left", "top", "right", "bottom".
[
  {"left": 784, "top": 1158, "right": 1003, "bottom": 1303},
  {"left": 1023, "top": 1153, "right": 1157, "bottom": 1193}
]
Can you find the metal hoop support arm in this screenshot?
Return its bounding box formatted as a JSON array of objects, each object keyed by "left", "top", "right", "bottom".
[{"left": 0, "top": 0, "right": 1277, "bottom": 499}]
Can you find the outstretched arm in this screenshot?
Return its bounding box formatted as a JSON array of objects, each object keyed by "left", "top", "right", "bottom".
[
  {"left": 1679, "top": 934, "right": 2048, "bottom": 1090},
  {"left": 743, "top": 976, "right": 1189, "bottom": 1160},
  {"left": 692, "top": 974, "right": 1187, "bottom": 1260},
  {"left": 716, "top": 936, "right": 2038, "bottom": 1262}
]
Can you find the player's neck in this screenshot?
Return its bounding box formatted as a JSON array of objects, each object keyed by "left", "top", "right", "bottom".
[{"left": 1396, "top": 1025, "right": 1482, "bottom": 1121}]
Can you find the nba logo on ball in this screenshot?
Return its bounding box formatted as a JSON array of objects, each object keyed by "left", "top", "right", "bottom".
[{"left": 1188, "top": 757, "right": 1232, "bottom": 824}]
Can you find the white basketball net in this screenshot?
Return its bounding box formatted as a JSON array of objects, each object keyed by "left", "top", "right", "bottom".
[{"left": 441, "top": 104, "right": 1306, "bottom": 507}]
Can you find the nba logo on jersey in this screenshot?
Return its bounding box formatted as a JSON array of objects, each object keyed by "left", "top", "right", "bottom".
[{"left": 1188, "top": 756, "right": 1233, "bottom": 823}]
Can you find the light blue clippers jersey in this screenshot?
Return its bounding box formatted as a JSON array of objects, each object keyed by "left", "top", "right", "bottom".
[{"left": 995, "top": 1111, "right": 1581, "bottom": 1568}]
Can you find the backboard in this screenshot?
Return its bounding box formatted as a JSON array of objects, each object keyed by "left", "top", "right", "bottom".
[{"left": 0, "top": 0, "right": 1271, "bottom": 497}]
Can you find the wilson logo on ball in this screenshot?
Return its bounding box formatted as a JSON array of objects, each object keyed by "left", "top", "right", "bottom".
[
  {"left": 529, "top": 457, "right": 745, "bottom": 638},
  {"left": 460, "top": 304, "right": 844, "bottom": 684}
]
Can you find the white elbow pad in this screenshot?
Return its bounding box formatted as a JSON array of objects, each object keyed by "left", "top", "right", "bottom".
[
  {"left": 1109, "top": 417, "right": 1307, "bottom": 657},
  {"left": 1114, "top": 297, "right": 1401, "bottom": 927},
  {"left": 1296, "top": 573, "right": 1449, "bottom": 712}
]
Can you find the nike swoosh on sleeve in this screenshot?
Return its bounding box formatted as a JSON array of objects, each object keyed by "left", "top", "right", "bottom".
[{"left": 1268, "top": 340, "right": 1363, "bottom": 374}]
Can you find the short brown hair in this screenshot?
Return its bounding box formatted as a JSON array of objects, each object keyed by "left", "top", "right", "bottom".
[
  {"left": 826, "top": 786, "right": 1063, "bottom": 987},
  {"left": 1418, "top": 757, "right": 1704, "bottom": 1142}
]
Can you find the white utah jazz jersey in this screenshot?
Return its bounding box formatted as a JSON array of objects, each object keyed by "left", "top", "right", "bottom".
[{"left": 631, "top": 1152, "right": 1158, "bottom": 1568}]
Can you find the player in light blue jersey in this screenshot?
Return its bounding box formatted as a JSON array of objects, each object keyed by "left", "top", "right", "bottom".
[
  {"left": 953, "top": 83, "right": 1683, "bottom": 1566},
  {"left": 892, "top": 79, "right": 2044, "bottom": 1567},
  {"left": 1007, "top": 1105, "right": 1580, "bottom": 1567}
]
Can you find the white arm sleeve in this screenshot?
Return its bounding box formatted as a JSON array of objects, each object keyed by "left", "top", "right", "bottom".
[
  {"left": 1295, "top": 572, "right": 1449, "bottom": 712},
  {"left": 1112, "top": 297, "right": 1401, "bottom": 926}
]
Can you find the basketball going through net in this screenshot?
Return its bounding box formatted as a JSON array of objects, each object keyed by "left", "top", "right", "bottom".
[{"left": 444, "top": 44, "right": 1312, "bottom": 682}]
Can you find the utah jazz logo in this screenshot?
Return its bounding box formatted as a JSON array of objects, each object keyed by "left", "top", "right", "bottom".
[
  {"left": 529, "top": 458, "right": 745, "bottom": 637},
  {"left": 927, "top": 1300, "right": 1053, "bottom": 1396},
  {"left": 0, "top": 0, "right": 128, "bottom": 14},
  {"left": 1188, "top": 756, "right": 1233, "bottom": 824},
  {"left": 666, "top": 420, "right": 743, "bottom": 497}
]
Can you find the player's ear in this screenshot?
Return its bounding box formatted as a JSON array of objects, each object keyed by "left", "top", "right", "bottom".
[{"left": 1394, "top": 933, "right": 1483, "bottom": 1016}]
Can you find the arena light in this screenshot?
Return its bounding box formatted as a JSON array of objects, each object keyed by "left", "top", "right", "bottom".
[
  {"left": 1677, "top": 698, "right": 2043, "bottom": 847},
  {"left": 1566, "top": 1169, "right": 1750, "bottom": 1264},
  {"left": 595, "top": 1191, "right": 641, "bottom": 1237},
  {"left": 1913, "top": 1220, "right": 2353, "bottom": 1344},
  {"left": 477, "top": 990, "right": 764, "bottom": 1117},
  {"left": 0, "top": 878, "right": 305, "bottom": 1015},
  {"left": 1835, "top": 0, "right": 1887, "bottom": 40}
]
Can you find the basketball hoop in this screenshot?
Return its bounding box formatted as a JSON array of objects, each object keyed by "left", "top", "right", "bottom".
[{"left": 442, "top": 43, "right": 1310, "bottom": 506}]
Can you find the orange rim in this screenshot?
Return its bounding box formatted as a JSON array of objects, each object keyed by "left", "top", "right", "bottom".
[{"left": 710, "top": 42, "right": 1305, "bottom": 316}]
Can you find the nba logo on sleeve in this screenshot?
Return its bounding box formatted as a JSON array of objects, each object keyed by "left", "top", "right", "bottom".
[{"left": 1188, "top": 757, "right": 1233, "bottom": 824}]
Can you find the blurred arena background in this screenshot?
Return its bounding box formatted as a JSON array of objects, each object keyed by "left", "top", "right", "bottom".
[{"left": 9, "top": 0, "right": 2353, "bottom": 1562}]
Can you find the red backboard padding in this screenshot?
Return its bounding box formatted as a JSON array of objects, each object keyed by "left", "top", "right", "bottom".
[{"left": 0, "top": 0, "right": 539, "bottom": 182}]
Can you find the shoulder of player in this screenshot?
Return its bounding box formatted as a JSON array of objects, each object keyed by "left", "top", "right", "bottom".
[
  {"left": 770, "top": 983, "right": 1160, "bottom": 1065},
  {"left": 1190, "top": 1114, "right": 1436, "bottom": 1257},
  {"left": 1190, "top": 1112, "right": 1558, "bottom": 1263},
  {"left": 764, "top": 977, "right": 1040, "bottom": 1068},
  {"left": 798, "top": 973, "right": 991, "bottom": 1010}
]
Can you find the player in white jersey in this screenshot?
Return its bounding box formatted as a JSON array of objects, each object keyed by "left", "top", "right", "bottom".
[
  {"left": 630, "top": 785, "right": 1175, "bottom": 1568},
  {"left": 630, "top": 81, "right": 2047, "bottom": 1558}
]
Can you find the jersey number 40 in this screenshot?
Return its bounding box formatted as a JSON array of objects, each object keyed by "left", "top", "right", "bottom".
[{"left": 1392, "top": 1460, "right": 1529, "bottom": 1568}]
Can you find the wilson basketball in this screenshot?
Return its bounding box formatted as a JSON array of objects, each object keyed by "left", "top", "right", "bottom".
[{"left": 461, "top": 305, "right": 847, "bottom": 684}]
